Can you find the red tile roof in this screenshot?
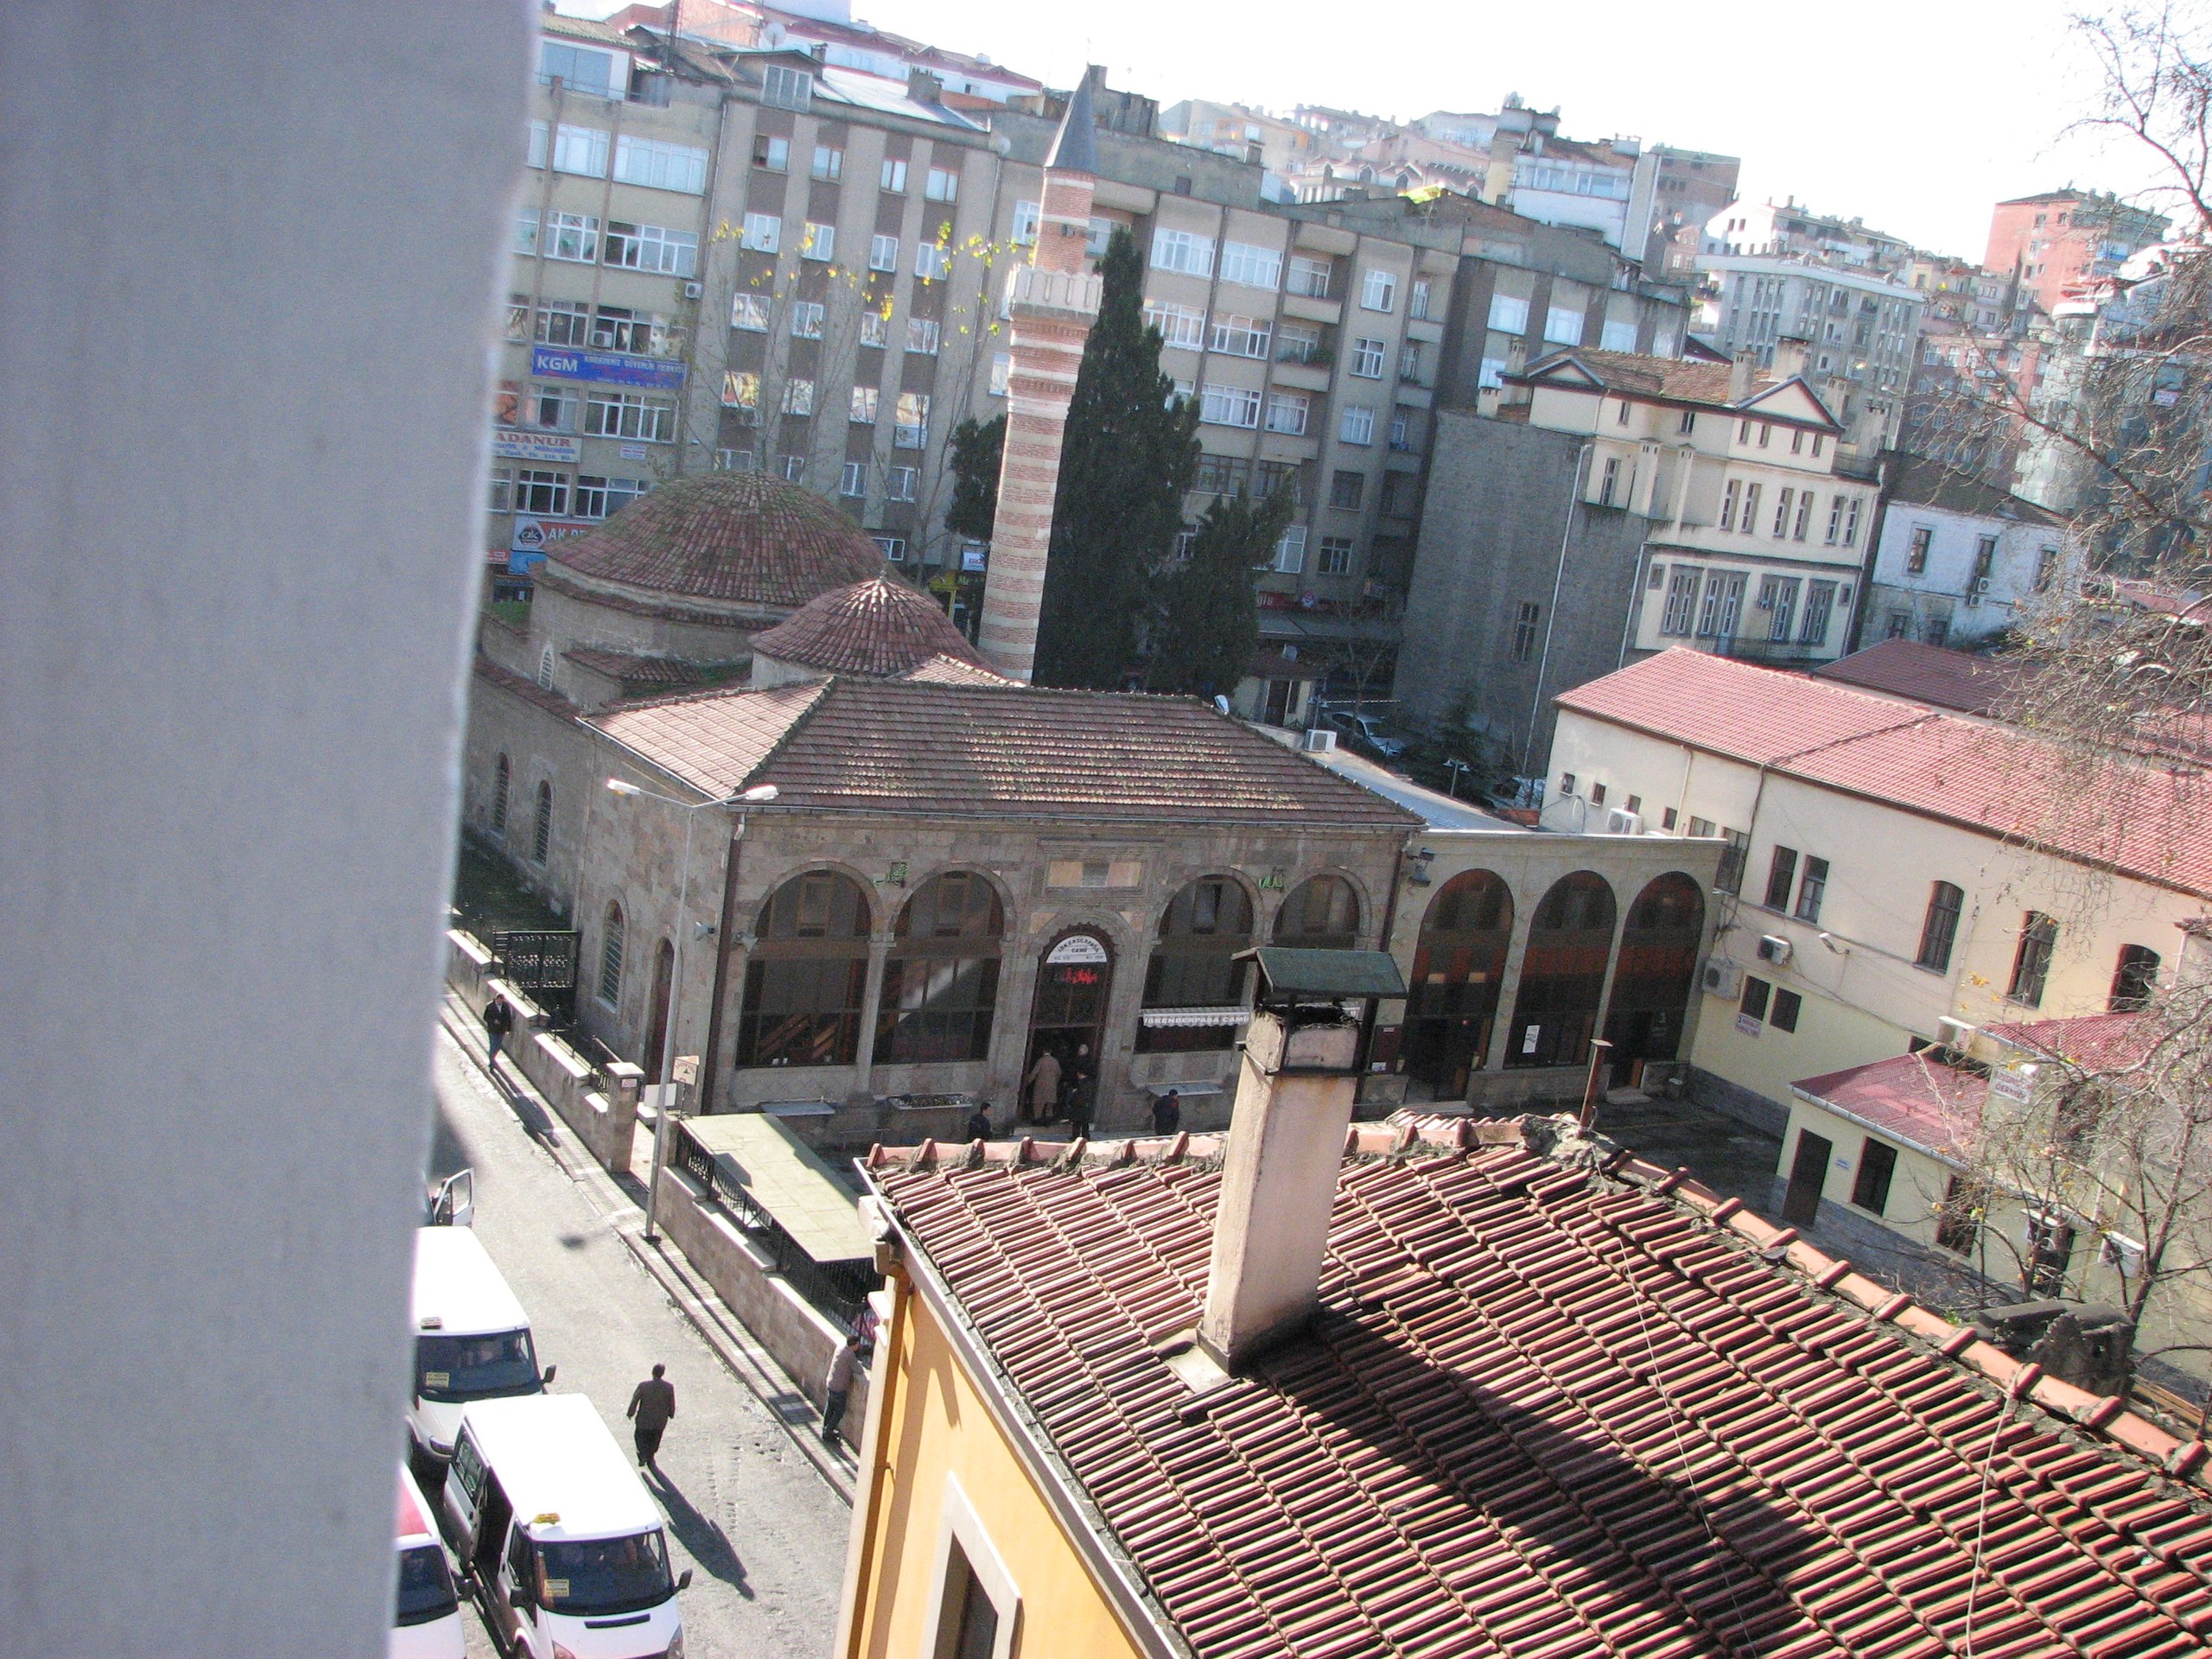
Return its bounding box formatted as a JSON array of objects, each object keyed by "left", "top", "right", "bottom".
[
  {"left": 1813, "top": 639, "right": 2027, "bottom": 716},
  {"left": 588, "top": 677, "right": 1418, "bottom": 824},
  {"left": 550, "top": 473, "right": 887, "bottom": 609},
  {"left": 747, "top": 575, "right": 987, "bottom": 677},
  {"left": 893, "top": 652, "right": 1018, "bottom": 686},
  {"left": 563, "top": 647, "right": 729, "bottom": 690},
  {"left": 472, "top": 655, "right": 575, "bottom": 716},
  {"left": 1559, "top": 650, "right": 2212, "bottom": 897},
  {"left": 873, "top": 1117, "right": 2212, "bottom": 1659},
  {"left": 1791, "top": 1051, "right": 1980, "bottom": 1160},
  {"left": 1989, "top": 1011, "right": 2153, "bottom": 1073},
  {"left": 1886, "top": 455, "right": 2063, "bottom": 524}
]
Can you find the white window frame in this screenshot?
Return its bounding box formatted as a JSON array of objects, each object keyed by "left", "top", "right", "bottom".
[
  {"left": 1143, "top": 300, "right": 1206, "bottom": 350},
  {"left": 1262, "top": 392, "right": 1307, "bottom": 435},
  {"left": 545, "top": 212, "right": 600, "bottom": 263},
  {"left": 513, "top": 207, "right": 539, "bottom": 256},
  {"left": 551, "top": 124, "right": 609, "bottom": 177},
  {"left": 880, "top": 157, "right": 908, "bottom": 193},
  {"left": 1199, "top": 385, "right": 1262, "bottom": 429},
  {"left": 1273, "top": 524, "right": 1308, "bottom": 575},
  {"left": 989, "top": 352, "right": 1011, "bottom": 397},
  {"left": 1287, "top": 255, "right": 1331, "bottom": 297},
  {"left": 887, "top": 466, "right": 918, "bottom": 501},
  {"left": 605, "top": 221, "right": 698, "bottom": 276},
  {"left": 613, "top": 134, "right": 708, "bottom": 194},
  {"left": 741, "top": 213, "right": 781, "bottom": 253},
  {"left": 869, "top": 233, "right": 899, "bottom": 273},
  {"left": 790, "top": 301, "right": 825, "bottom": 340},
  {"left": 1011, "top": 200, "right": 1041, "bottom": 245},
  {"left": 925, "top": 166, "right": 960, "bottom": 202},
  {"left": 1600, "top": 319, "right": 1637, "bottom": 352},
  {"left": 915, "top": 244, "right": 951, "bottom": 282},
  {"left": 761, "top": 65, "right": 814, "bottom": 111},
  {"left": 1350, "top": 337, "right": 1386, "bottom": 378},
  {"left": 1360, "top": 268, "right": 1396, "bottom": 312},
  {"left": 839, "top": 461, "right": 866, "bottom": 498},
  {"left": 1317, "top": 536, "right": 1354, "bottom": 576},
  {"left": 811, "top": 143, "right": 843, "bottom": 181},
  {"left": 1218, "top": 240, "right": 1284, "bottom": 289},
  {"left": 849, "top": 386, "right": 879, "bottom": 424},
  {"left": 906, "top": 316, "right": 941, "bottom": 355},
  {"left": 1338, "top": 404, "right": 1376, "bottom": 445},
  {"left": 1207, "top": 315, "right": 1270, "bottom": 359},
  {"left": 731, "top": 292, "right": 769, "bottom": 332},
  {"left": 802, "top": 221, "right": 836, "bottom": 263},
  {"left": 1151, "top": 228, "right": 1216, "bottom": 276},
  {"left": 1544, "top": 305, "right": 1584, "bottom": 346}
]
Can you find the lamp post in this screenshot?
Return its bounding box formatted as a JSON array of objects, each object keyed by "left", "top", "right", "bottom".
[
  {"left": 605, "top": 776, "right": 779, "bottom": 1243},
  {"left": 1443, "top": 758, "right": 1470, "bottom": 799}
]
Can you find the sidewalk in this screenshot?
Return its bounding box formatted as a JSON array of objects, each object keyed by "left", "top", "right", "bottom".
[{"left": 439, "top": 992, "right": 855, "bottom": 1503}]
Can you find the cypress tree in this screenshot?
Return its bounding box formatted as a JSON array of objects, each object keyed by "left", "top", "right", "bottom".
[
  {"left": 1033, "top": 228, "right": 1199, "bottom": 689},
  {"left": 1147, "top": 487, "right": 1294, "bottom": 696},
  {"left": 944, "top": 413, "right": 1005, "bottom": 543}
]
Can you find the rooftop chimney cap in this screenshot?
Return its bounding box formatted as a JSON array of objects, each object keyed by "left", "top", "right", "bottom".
[{"left": 1236, "top": 946, "right": 1406, "bottom": 1007}]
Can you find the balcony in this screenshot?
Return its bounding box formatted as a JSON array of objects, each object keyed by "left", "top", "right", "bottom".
[
  {"left": 1403, "top": 315, "right": 1445, "bottom": 344},
  {"left": 1281, "top": 292, "right": 1342, "bottom": 327},
  {"left": 1272, "top": 359, "right": 1331, "bottom": 393},
  {"left": 1394, "top": 381, "right": 1433, "bottom": 410},
  {"left": 1007, "top": 264, "right": 1102, "bottom": 323}
]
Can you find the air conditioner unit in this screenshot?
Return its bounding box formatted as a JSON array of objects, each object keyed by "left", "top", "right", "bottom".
[
  {"left": 1937, "top": 1015, "right": 1976, "bottom": 1050},
  {"left": 1701, "top": 958, "right": 1742, "bottom": 998},
  {"left": 1606, "top": 809, "right": 1644, "bottom": 836},
  {"left": 683, "top": 280, "right": 704, "bottom": 300},
  {"left": 1301, "top": 728, "right": 1337, "bottom": 753},
  {"left": 1756, "top": 933, "right": 1792, "bottom": 963}
]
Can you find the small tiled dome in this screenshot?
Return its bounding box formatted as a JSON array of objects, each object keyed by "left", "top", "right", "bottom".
[
  {"left": 750, "top": 575, "right": 990, "bottom": 677},
  {"left": 550, "top": 473, "right": 887, "bottom": 608}
]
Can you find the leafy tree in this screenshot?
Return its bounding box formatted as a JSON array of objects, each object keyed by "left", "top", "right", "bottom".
[
  {"left": 944, "top": 413, "right": 1005, "bottom": 544},
  {"left": 1033, "top": 228, "right": 1199, "bottom": 689},
  {"left": 1147, "top": 487, "right": 1293, "bottom": 696}
]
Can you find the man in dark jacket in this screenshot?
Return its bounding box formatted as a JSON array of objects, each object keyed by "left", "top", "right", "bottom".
[
  {"left": 963, "top": 1103, "right": 993, "bottom": 1142},
  {"left": 482, "top": 994, "right": 514, "bottom": 1071},
  {"left": 626, "top": 1363, "right": 676, "bottom": 1471},
  {"left": 1150, "top": 1089, "right": 1181, "bottom": 1137}
]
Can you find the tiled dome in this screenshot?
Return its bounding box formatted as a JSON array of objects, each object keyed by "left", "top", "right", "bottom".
[
  {"left": 749, "top": 575, "right": 991, "bottom": 677},
  {"left": 550, "top": 473, "right": 887, "bottom": 608}
]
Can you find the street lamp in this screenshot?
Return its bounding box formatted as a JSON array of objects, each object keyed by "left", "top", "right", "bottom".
[
  {"left": 604, "top": 775, "right": 779, "bottom": 1242},
  {"left": 1442, "top": 758, "right": 1470, "bottom": 799}
]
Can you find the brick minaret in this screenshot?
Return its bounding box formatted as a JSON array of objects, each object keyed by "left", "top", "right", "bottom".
[{"left": 976, "top": 68, "right": 1103, "bottom": 682}]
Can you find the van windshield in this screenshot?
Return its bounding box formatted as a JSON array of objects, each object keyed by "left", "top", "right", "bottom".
[
  {"left": 415, "top": 1329, "right": 540, "bottom": 1403},
  {"left": 536, "top": 1529, "right": 674, "bottom": 1617},
  {"left": 396, "top": 1542, "right": 459, "bottom": 1626}
]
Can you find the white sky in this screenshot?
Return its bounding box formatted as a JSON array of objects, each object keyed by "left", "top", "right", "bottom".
[{"left": 577, "top": 0, "right": 2182, "bottom": 256}]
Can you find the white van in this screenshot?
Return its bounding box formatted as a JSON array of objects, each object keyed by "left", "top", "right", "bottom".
[
  {"left": 410, "top": 1226, "right": 550, "bottom": 1465},
  {"left": 442, "top": 1395, "right": 690, "bottom": 1659},
  {"left": 393, "top": 1463, "right": 467, "bottom": 1659}
]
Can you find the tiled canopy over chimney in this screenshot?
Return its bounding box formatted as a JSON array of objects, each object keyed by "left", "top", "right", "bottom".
[
  {"left": 1197, "top": 949, "right": 1405, "bottom": 1369},
  {"left": 976, "top": 67, "right": 1105, "bottom": 681}
]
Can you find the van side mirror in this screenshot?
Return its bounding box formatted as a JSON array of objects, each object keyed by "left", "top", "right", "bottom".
[
  {"left": 541, "top": 1365, "right": 556, "bottom": 1386},
  {"left": 508, "top": 1587, "right": 531, "bottom": 1610},
  {"left": 677, "top": 1569, "right": 693, "bottom": 1592}
]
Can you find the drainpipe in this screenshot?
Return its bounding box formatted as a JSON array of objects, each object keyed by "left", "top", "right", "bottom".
[
  {"left": 1522, "top": 439, "right": 1592, "bottom": 779},
  {"left": 697, "top": 804, "right": 757, "bottom": 1109},
  {"left": 1618, "top": 537, "right": 1652, "bottom": 670}
]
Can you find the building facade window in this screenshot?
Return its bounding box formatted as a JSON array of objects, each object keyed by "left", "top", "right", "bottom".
[
  {"left": 1338, "top": 404, "right": 1376, "bottom": 444},
  {"left": 1660, "top": 566, "right": 1700, "bottom": 636},
  {"left": 613, "top": 135, "right": 707, "bottom": 193},
  {"left": 1273, "top": 874, "right": 1360, "bottom": 949},
  {"left": 1794, "top": 855, "right": 1828, "bottom": 922},
  {"left": 531, "top": 781, "right": 553, "bottom": 864},
  {"left": 1507, "top": 872, "right": 1617, "bottom": 1069},
  {"left": 1138, "top": 876, "right": 1254, "bottom": 1052},
  {"left": 1317, "top": 537, "right": 1353, "bottom": 575},
  {"left": 1287, "top": 255, "right": 1331, "bottom": 297},
  {"left": 1201, "top": 385, "right": 1262, "bottom": 429},
  {"left": 1218, "top": 241, "right": 1282, "bottom": 289},
  {"left": 1851, "top": 1139, "right": 1897, "bottom": 1215},
  {"left": 1512, "top": 601, "right": 1541, "bottom": 661},
  {"left": 1487, "top": 293, "right": 1530, "bottom": 333},
  {"left": 598, "top": 903, "right": 625, "bottom": 1007},
  {"left": 2008, "top": 911, "right": 2057, "bottom": 1006},
  {"left": 1263, "top": 392, "right": 1308, "bottom": 435},
  {"left": 1764, "top": 846, "right": 1799, "bottom": 911},
  {"left": 1360, "top": 269, "right": 1397, "bottom": 311},
  {"left": 491, "top": 754, "right": 510, "bottom": 837},
  {"left": 878, "top": 872, "right": 1004, "bottom": 1065},
  {"left": 1151, "top": 229, "right": 1215, "bottom": 276},
  {"left": 1916, "top": 881, "right": 1963, "bottom": 971},
  {"left": 1906, "top": 525, "right": 1933, "bottom": 573},
  {"left": 1350, "top": 337, "right": 1387, "bottom": 378},
  {"left": 2110, "top": 944, "right": 2160, "bottom": 1011},
  {"left": 736, "top": 871, "right": 871, "bottom": 1068},
  {"left": 879, "top": 157, "right": 907, "bottom": 193}
]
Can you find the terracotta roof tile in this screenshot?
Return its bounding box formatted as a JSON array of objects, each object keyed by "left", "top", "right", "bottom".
[
  {"left": 587, "top": 677, "right": 1419, "bottom": 823},
  {"left": 747, "top": 575, "right": 987, "bottom": 677},
  {"left": 893, "top": 652, "right": 1020, "bottom": 686},
  {"left": 1522, "top": 349, "right": 1771, "bottom": 409},
  {"left": 1813, "top": 639, "right": 2027, "bottom": 716},
  {"left": 550, "top": 473, "right": 887, "bottom": 608},
  {"left": 562, "top": 647, "right": 730, "bottom": 690},
  {"left": 875, "top": 1122, "right": 2212, "bottom": 1659},
  {"left": 1559, "top": 650, "right": 2212, "bottom": 896}
]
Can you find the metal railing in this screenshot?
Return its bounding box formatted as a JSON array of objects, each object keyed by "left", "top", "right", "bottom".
[{"left": 677, "top": 1123, "right": 879, "bottom": 1328}]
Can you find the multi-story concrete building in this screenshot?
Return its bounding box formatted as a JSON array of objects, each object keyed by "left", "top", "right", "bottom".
[
  {"left": 1156, "top": 98, "right": 1316, "bottom": 180},
  {"left": 1395, "top": 342, "right": 1877, "bottom": 766},
  {"left": 1693, "top": 249, "right": 1924, "bottom": 453},
  {"left": 607, "top": 0, "right": 1045, "bottom": 103},
  {"left": 496, "top": 16, "right": 1694, "bottom": 684},
  {"left": 1705, "top": 198, "right": 1914, "bottom": 273},
  {"left": 1860, "top": 456, "right": 2070, "bottom": 649},
  {"left": 1986, "top": 187, "right": 2170, "bottom": 319}
]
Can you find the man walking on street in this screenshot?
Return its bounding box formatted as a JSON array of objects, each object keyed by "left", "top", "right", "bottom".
[
  {"left": 822, "top": 1331, "right": 860, "bottom": 1450},
  {"left": 1021, "top": 1047, "right": 1060, "bottom": 1125},
  {"left": 483, "top": 992, "right": 514, "bottom": 1071},
  {"left": 626, "top": 1363, "right": 676, "bottom": 1471}
]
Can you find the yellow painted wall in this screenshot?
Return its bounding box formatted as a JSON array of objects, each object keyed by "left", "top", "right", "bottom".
[
  {"left": 1781, "top": 1096, "right": 1959, "bottom": 1250},
  {"left": 844, "top": 1272, "right": 1144, "bottom": 1659}
]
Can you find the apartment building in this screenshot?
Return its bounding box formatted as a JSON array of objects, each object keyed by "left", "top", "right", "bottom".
[
  {"left": 1694, "top": 249, "right": 1923, "bottom": 452},
  {"left": 607, "top": 0, "right": 1045, "bottom": 103},
  {"left": 1395, "top": 341, "right": 1874, "bottom": 766},
  {"left": 1986, "top": 188, "right": 2170, "bottom": 318},
  {"left": 1157, "top": 98, "right": 1316, "bottom": 178},
  {"left": 496, "top": 18, "right": 1696, "bottom": 674},
  {"left": 1861, "top": 456, "right": 2069, "bottom": 649}
]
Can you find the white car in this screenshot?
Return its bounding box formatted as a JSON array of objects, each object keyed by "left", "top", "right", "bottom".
[{"left": 393, "top": 1463, "right": 467, "bottom": 1658}]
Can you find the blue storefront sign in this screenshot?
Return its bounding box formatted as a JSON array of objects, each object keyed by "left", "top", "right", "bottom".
[{"left": 530, "top": 345, "right": 687, "bottom": 391}]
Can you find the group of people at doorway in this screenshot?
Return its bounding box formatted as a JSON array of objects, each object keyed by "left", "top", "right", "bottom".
[{"left": 950, "top": 1041, "right": 1186, "bottom": 1144}]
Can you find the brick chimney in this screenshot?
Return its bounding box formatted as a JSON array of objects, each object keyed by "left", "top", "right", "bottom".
[{"left": 1194, "top": 949, "right": 1405, "bottom": 1370}]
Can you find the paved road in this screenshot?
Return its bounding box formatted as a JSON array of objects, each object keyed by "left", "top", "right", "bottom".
[{"left": 427, "top": 1026, "right": 850, "bottom": 1657}]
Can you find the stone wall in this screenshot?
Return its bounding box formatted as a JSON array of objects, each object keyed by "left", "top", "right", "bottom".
[
  {"left": 654, "top": 1166, "right": 871, "bottom": 1441},
  {"left": 1395, "top": 411, "right": 1652, "bottom": 767}
]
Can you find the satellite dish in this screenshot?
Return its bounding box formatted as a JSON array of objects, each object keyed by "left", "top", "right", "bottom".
[{"left": 1212, "top": 695, "right": 1231, "bottom": 715}]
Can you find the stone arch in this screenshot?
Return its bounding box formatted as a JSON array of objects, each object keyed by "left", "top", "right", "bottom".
[
  {"left": 1402, "top": 869, "right": 1514, "bottom": 1096},
  {"left": 1504, "top": 872, "right": 1617, "bottom": 1070},
  {"left": 1603, "top": 873, "right": 1706, "bottom": 1071},
  {"left": 1271, "top": 871, "right": 1365, "bottom": 950},
  {"left": 734, "top": 868, "right": 873, "bottom": 1069},
  {"left": 878, "top": 870, "right": 1007, "bottom": 1065},
  {"left": 1139, "top": 874, "right": 1259, "bottom": 1054}
]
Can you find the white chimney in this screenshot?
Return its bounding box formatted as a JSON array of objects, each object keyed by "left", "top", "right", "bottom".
[
  {"left": 1770, "top": 336, "right": 1810, "bottom": 382},
  {"left": 1194, "top": 949, "right": 1405, "bottom": 1370},
  {"left": 1728, "top": 350, "right": 1758, "bottom": 401}
]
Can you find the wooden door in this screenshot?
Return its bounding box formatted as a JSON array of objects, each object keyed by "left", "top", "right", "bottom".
[{"left": 1783, "top": 1131, "right": 1831, "bottom": 1228}]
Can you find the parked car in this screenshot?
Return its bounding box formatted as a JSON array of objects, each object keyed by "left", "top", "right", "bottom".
[
  {"left": 1324, "top": 709, "right": 1407, "bottom": 758},
  {"left": 393, "top": 1463, "right": 467, "bottom": 1659},
  {"left": 410, "top": 1225, "right": 551, "bottom": 1468}
]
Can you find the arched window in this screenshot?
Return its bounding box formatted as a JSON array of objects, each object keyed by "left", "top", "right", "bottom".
[
  {"left": 1603, "top": 874, "right": 1705, "bottom": 1066},
  {"left": 1140, "top": 876, "right": 1255, "bottom": 1052},
  {"left": 598, "top": 903, "right": 626, "bottom": 1007},
  {"left": 491, "top": 753, "right": 511, "bottom": 838},
  {"left": 537, "top": 644, "right": 556, "bottom": 690},
  {"left": 878, "top": 872, "right": 1004, "bottom": 1064},
  {"left": 531, "top": 781, "right": 553, "bottom": 865},
  {"left": 1505, "top": 872, "right": 1616, "bottom": 1069},
  {"left": 1402, "top": 870, "right": 1513, "bottom": 1095},
  {"left": 1273, "top": 874, "right": 1360, "bottom": 950},
  {"left": 736, "top": 871, "right": 871, "bottom": 1068}
]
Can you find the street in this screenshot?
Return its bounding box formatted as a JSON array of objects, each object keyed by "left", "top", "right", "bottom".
[{"left": 426, "top": 1024, "right": 851, "bottom": 1657}]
